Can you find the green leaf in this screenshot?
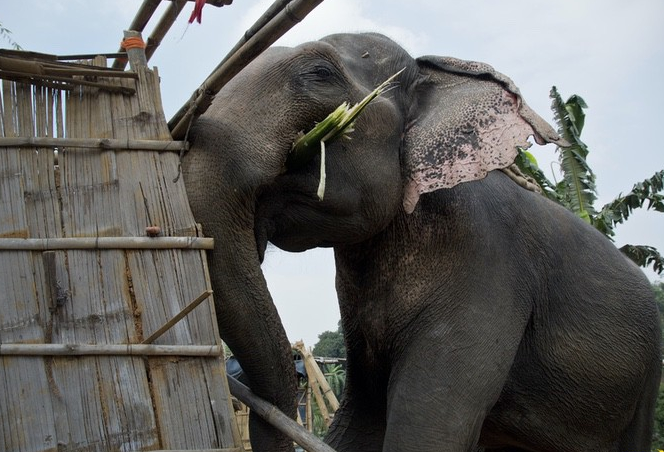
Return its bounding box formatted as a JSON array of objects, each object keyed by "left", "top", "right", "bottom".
[
  {"left": 595, "top": 170, "right": 664, "bottom": 237},
  {"left": 288, "top": 68, "right": 405, "bottom": 169},
  {"left": 619, "top": 244, "right": 664, "bottom": 275},
  {"left": 550, "top": 86, "right": 597, "bottom": 222},
  {"left": 514, "top": 147, "right": 561, "bottom": 204}
]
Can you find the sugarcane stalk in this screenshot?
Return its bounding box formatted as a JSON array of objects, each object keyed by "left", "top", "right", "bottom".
[{"left": 287, "top": 68, "right": 405, "bottom": 200}]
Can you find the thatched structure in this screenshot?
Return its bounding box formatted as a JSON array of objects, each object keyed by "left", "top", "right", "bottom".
[
  {"left": 0, "top": 1, "right": 336, "bottom": 451},
  {"left": 0, "top": 41, "right": 241, "bottom": 452}
]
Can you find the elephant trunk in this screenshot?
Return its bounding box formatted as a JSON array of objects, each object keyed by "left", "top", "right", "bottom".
[
  {"left": 183, "top": 137, "right": 297, "bottom": 452},
  {"left": 211, "top": 221, "right": 297, "bottom": 452}
]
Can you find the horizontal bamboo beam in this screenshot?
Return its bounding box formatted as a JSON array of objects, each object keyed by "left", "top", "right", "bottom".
[
  {"left": 0, "top": 343, "right": 223, "bottom": 357},
  {"left": 0, "top": 69, "right": 135, "bottom": 95},
  {"left": 0, "top": 136, "right": 188, "bottom": 152},
  {"left": 227, "top": 376, "right": 338, "bottom": 452},
  {"left": 141, "top": 449, "right": 243, "bottom": 452},
  {"left": 57, "top": 52, "right": 128, "bottom": 61},
  {"left": 0, "top": 55, "right": 137, "bottom": 78},
  {"left": 0, "top": 237, "right": 214, "bottom": 251}
]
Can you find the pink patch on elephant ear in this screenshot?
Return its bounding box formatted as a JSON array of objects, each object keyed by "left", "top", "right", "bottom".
[{"left": 402, "top": 62, "right": 555, "bottom": 214}]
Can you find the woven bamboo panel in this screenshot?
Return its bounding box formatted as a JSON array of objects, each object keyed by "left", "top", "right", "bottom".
[{"left": 0, "top": 55, "right": 241, "bottom": 452}]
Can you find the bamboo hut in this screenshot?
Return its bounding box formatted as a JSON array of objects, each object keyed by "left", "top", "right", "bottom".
[
  {"left": 0, "top": 32, "right": 243, "bottom": 452},
  {"left": 0, "top": 1, "right": 334, "bottom": 451}
]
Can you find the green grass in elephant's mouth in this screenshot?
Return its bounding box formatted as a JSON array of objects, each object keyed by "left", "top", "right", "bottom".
[{"left": 286, "top": 69, "right": 405, "bottom": 201}]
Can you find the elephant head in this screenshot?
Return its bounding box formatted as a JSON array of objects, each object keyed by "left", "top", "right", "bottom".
[{"left": 182, "top": 33, "right": 565, "bottom": 451}]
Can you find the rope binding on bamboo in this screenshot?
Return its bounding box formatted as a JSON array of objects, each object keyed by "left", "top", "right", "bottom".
[{"left": 120, "top": 36, "right": 147, "bottom": 50}]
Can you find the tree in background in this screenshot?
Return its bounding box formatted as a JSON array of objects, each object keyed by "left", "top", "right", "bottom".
[
  {"left": 515, "top": 87, "right": 663, "bottom": 274},
  {"left": 651, "top": 280, "right": 664, "bottom": 451},
  {"left": 653, "top": 281, "right": 664, "bottom": 355},
  {"left": 0, "top": 21, "right": 21, "bottom": 50},
  {"left": 312, "top": 320, "right": 345, "bottom": 358}
]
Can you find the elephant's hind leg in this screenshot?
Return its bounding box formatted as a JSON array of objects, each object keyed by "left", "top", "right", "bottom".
[{"left": 618, "top": 361, "right": 660, "bottom": 452}]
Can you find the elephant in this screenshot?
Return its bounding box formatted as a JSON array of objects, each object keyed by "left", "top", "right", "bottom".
[{"left": 181, "top": 32, "right": 661, "bottom": 452}]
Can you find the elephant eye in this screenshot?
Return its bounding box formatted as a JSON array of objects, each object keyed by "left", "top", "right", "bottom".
[{"left": 311, "top": 65, "right": 333, "bottom": 79}]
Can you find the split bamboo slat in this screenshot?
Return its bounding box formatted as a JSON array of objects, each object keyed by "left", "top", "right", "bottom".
[{"left": 0, "top": 43, "right": 242, "bottom": 451}]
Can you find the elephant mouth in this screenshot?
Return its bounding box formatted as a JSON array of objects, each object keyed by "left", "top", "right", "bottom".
[{"left": 253, "top": 177, "right": 343, "bottom": 261}]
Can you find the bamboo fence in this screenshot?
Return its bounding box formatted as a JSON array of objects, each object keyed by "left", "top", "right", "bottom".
[{"left": 0, "top": 41, "right": 242, "bottom": 452}]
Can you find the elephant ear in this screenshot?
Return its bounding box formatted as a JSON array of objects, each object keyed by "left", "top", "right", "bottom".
[{"left": 402, "top": 55, "right": 565, "bottom": 213}]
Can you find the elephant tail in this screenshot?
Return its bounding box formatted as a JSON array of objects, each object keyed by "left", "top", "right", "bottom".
[{"left": 618, "top": 355, "right": 661, "bottom": 451}]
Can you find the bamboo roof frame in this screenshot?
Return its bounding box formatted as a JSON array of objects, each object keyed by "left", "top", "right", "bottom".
[
  {"left": 168, "top": 0, "right": 325, "bottom": 139},
  {"left": 111, "top": 0, "right": 234, "bottom": 71}
]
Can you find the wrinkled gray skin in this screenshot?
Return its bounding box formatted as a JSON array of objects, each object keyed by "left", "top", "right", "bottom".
[{"left": 182, "top": 33, "right": 661, "bottom": 452}]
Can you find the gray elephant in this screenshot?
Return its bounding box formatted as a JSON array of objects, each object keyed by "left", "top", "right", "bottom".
[{"left": 182, "top": 33, "right": 661, "bottom": 452}]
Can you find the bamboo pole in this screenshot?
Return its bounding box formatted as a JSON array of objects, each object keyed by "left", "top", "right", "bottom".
[
  {"left": 0, "top": 70, "right": 135, "bottom": 94},
  {"left": 227, "top": 376, "right": 338, "bottom": 452},
  {"left": 122, "top": 30, "right": 149, "bottom": 71},
  {"left": 0, "top": 56, "right": 138, "bottom": 78},
  {"left": 0, "top": 343, "right": 223, "bottom": 356},
  {"left": 140, "top": 449, "right": 242, "bottom": 452},
  {"left": 214, "top": 0, "right": 292, "bottom": 70},
  {"left": 112, "top": 0, "right": 234, "bottom": 70},
  {"left": 169, "top": 0, "right": 325, "bottom": 139},
  {"left": 0, "top": 237, "right": 214, "bottom": 251},
  {"left": 142, "top": 290, "right": 214, "bottom": 344},
  {"left": 293, "top": 341, "right": 340, "bottom": 411},
  {"left": 0, "top": 136, "right": 187, "bottom": 152},
  {"left": 57, "top": 52, "right": 127, "bottom": 61},
  {"left": 143, "top": 0, "right": 189, "bottom": 63},
  {"left": 112, "top": 0, "right": 167, "bottom": 70},
  {"left": 309, "top": 371, "right": 332, "bottom": 426},
  {"left": 306, "top": 383, "right": 313, "bottom": 432}
]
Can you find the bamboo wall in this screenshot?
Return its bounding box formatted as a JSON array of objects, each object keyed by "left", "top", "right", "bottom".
[{"left": 0, "top": 52, "right": 242, "bottom": 452}]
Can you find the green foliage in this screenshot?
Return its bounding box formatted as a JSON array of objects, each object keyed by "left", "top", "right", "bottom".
[
  {"left": 0, "top": 21, "right": 22, "bottom": 50},
  {"left": 653, "top": 381, "right": 664, "bottom": 450},
  {"left": 594, "top": 170, "right": 664, "bottom": 237},
  {"left": 515, "top": 88, "right": 664, "bottom": 274},
  {"left": 653, "top": 281, "right": 664, "bottom": 352},
  {"left": 650, "top": 282, "right": 664, "bottom": 450},
  {"left": 312, "top": 329, "right": 346, "bottom": 358},
  {"left": 514, "top": 148, "right": 562, "bottom": 204},
  {"left": 288, "top": 69, "right": 404, "bottom": 200},
  {"left": 308, "top": 363, "right": 346, "bottom": 438},
  {"left": 549, "top": 87, "right": 597, "bottom": 223},
  {"left": 323, "top": 363, "right": 346, "bottom": 399},
  {"left": 620, "top": 245, "right": 664, "bottom": 276}
]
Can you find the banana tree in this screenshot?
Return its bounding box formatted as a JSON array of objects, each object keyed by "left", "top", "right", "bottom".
[{"left": 515, "top": 87, "right": 664, "bottom": 274}]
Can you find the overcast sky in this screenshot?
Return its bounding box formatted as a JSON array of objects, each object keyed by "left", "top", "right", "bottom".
[{"left": 3, "top": 0, "right": 663, "bottom": 346}]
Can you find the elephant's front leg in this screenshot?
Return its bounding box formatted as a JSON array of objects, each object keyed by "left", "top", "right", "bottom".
[
  {"left": 325, "top": 393, "right": 387, "bottom": 452},
  {"left": 383, "top": 300, "right": 528, "bottom": 452}
]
